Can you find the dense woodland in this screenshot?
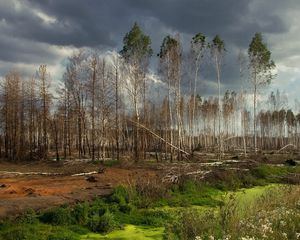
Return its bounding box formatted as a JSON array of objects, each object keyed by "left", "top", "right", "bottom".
[{"left": 1, "top": 23, "right": 300, "bottom": 162}]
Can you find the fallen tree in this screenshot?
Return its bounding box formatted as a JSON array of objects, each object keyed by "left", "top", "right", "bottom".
[{"left": 128, "top": 119, "right": 190, "bottom": 156}]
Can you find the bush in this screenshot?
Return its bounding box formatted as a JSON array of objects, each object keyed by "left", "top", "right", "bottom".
[
  {"left": 16, "top": 208, "right": 38, "bottom": 224},
  {"left": 109, "top": 185, "right": 129, "bottom": 205},
  {"left": 134, "top": 179, "right": 168, "bottom": 208},
  {"left": 87, "top": 211, "right": 117, "bottom": 233},
  {"left": 88, "top": 199, "right": 107, "bottom": 217},
  {"left": 119, "top": 203, "right": 133, "bottom": 213},
  {"left": 40, "top": 207, "right": 72, "bottom": 226},
  {"left": 72, "top": 202, "right": 89, "bottom": 225},
  {"left": 165, "top": 210, "right": 221, "bottom": 240}
]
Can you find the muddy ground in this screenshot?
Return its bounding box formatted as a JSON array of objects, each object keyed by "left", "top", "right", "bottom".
[{"left": 0, "top": 152, "right": 298, "bottom": 219}]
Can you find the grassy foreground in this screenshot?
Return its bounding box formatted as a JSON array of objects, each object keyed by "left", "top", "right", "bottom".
[{"left": 0, "top": 164, "right": 299, "bottom": 240}]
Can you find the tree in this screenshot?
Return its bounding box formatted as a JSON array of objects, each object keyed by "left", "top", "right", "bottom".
[
  {"left": 286, "top": 109, "right": 295, "bottom": 145},
  {"left": 37, "top": 65, "right": 51, "bottom": 160},
  {"left": 120, "top": 22, "right": 152, "bottom": 161},
  {"left": 1, "top": 72, "right": 22, "bottom": 160},
  {"left": 64, "top": 51, "right": 88, "bottom": 159},
  {"left": 27, "top": 77, "right": 38, "bottom": 159},
  {"left": 210, "top": 35, "right": 225, "bottom": 159},
  {"left": 189, "top": 33, "right": 206, "bottom": 150},
  {"left": 158, "top": 34, "right": 183, "bottom": 160},
  {"left": 88, "top": 54, "right": 98, "bottom": 160},
  {"left": 110, "top": 52, "right": 122, "bottom": 161},
  {"left": 248, "top": 33, "right": 275, "bottom": 153}
]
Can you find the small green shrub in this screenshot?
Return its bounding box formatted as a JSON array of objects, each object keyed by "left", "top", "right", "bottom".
[
  {"left": 87, "top": 211, "right": 117, "bottom": 233},
  {"left": 165, "top": 210, "right": 221, "bottom": 240},
  {"left": 119, "top": 203, "right": 133, "bottom": 213},
  {"left": 72, "top": 202, "right": 89, "bottom": 225},
  {"left": 16, "top": 208, "right": 38, "bottom": 224},
  {"left": 40, "top": 207, "right": 72, "bottom": 226},
  {"left": 109, "top": 185, "right": 129, "bottom": 205},
  {"left": 89, "top": 199, "right": 107, "bottom": 217}
]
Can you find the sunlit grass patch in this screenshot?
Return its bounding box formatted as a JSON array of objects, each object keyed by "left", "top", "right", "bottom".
[{"left": 80, "top": 224, "right": 164, "bottom": 240}]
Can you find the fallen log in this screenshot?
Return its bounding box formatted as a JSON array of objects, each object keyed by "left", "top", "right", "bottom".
[
  {"left": 71, "top": 171, "right": 98, "bottom": 177},
  {"left": 276, "top": 144, "right": 296, "bottom": 153},
  {"left": 0, "top": 171, "right": 99, "bottom": 177},
  {"left": 0, "top": 171, "right": 64, "bottom": 176}
]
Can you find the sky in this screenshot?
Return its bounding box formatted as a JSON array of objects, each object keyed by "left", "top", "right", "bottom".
[{"left": 0, "top": 0, "right": 299, "bottom": 109}]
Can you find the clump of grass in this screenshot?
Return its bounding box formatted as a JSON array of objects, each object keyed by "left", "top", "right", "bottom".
[{"left": 165, "top": 185, "right": 300, "bottom": 240}]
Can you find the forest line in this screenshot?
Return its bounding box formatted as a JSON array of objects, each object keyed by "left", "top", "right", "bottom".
[{"left": 1, "top": 23, "right": 299, "bottom": 162}]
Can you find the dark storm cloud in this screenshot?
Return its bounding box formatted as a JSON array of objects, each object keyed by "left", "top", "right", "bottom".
[
  {"left": 0, "top": 0, "right": 297, "bottom": 94},
  {"left": 0, "top": 35, "right": 60, "bottom": 64},
  {"left": 126, "top": 0, "right": 288, "bottom": 48},
  {"left": 0, "top": 0, "right": 116, "bottom": 48},
  {"left": 5, "top": 0, "right": 290, "bottom": 49}
]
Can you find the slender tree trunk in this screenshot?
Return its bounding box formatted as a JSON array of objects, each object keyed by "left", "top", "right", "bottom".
[{"left": 254, "top": 72, "right": 257, "bottom": 154}]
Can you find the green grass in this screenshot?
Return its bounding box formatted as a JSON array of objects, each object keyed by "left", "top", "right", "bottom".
[
  {"left": 1, "top": 164, "right": 299, "bottom": 239},
  {"left": 165, "top": 184, "right": 300, "bottom": 239},
  {"left": 90, "top": 159, "right": 120, "bottom": 167},
  {"left": 250, "top": 164, "right": 300, "bottom": 185},
  {"left": 80, "top": 225, "right": 164, "bottom": 240},
  {"left": 141, "top": 180, "right": 225, "bottom": 208},
  {"left": 0, "top": 223, "right": 82, "bottom": 240}
]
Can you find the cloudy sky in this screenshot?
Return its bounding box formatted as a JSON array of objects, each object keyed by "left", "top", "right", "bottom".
[{"left": 0, "top": 0, "right": 299, "bottom": 107}]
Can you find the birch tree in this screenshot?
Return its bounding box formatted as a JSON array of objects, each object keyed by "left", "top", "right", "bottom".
[
  {"left": 210, "top": 35, "right": 225, "bottom": 158},
  {"left": 120, "top": 22, "right": 152, "bottom": 161},
  {"left": 158, "top": 35, "right": 183, "bottom": 160},
  {"left": 189, "top": 33, "right": 206, "bottom": 150},
  {"left": 248, "top": 33, "right": 275, "bottom": 153}
]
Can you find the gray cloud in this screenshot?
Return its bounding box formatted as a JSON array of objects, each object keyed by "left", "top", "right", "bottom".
[{"left": 0, "top": 0, "right": 299, "bottom": 101}]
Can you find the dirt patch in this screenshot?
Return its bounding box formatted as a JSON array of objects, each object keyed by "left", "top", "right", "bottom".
[
  {"left": 0, "top": 162, "right": 159, "bottom": 219},
  {"left": 0, "top": 153, "right": 295, "bottom": 219}
]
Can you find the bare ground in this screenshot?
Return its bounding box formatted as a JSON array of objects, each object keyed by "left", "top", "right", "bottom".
[
  {"left": 0, "top": 161, "right": 159, "bottom": 219},
  {"left": 0, "top": 152, "right": 298, "bottom": 219}
]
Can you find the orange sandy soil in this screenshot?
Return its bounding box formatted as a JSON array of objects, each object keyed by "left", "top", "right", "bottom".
[{"left": 0, "top": 161, "right": 159, "bottom": 219}]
